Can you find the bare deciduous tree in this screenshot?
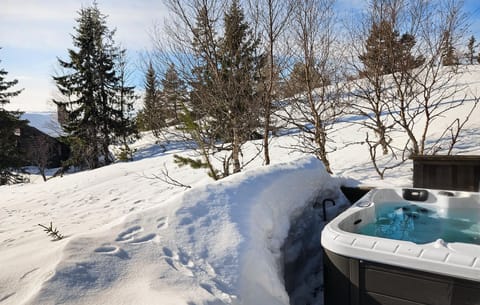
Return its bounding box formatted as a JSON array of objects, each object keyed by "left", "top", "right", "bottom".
[
  {"left": 247, "top": 0, "right": 292, "bottom": 165},
  {"left": 346, "top": 0, "right": 405, "bottom": 158},
  {"left": 428, "top": 96, "right": 479, "bottom": 155},
  {"left": 386, "top": 0, "right": 470, "bottom": 156},
  {"left": 346, "top": 0, "right": 474, "bottom": 179},
  {"left": 26, "top": 135, "right": 53, "bottom": 182},
  {"left": 275, "top": 0, "right": 346, "bottom": 174}
]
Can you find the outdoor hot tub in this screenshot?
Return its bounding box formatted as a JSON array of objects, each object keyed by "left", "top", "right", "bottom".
[{"left": 321, "top": 188, "right": 480, "bottom": 305}]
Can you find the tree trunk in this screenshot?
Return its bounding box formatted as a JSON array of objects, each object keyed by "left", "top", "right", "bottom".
[
  {"left": 232, "top": 125, "right": 241, "bottom": 173},
  {"left": 263, "top": 98, "right": 271, "bottom": 165},
  {"left": 315, "top": 120, "right": 332, "bottom": 174},
  {"left": 305, "top": 59, "right": 332, "bottom": 174},
  {"left": 263, "top": 29, "right": 275, "bottom": 166}
]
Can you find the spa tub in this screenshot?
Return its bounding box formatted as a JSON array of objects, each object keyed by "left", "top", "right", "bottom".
[{"left": 321, "top": 188, "right": 480, "bottom": 305}]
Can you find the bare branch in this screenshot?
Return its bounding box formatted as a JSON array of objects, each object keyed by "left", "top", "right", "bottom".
[{"left": 142, "top": 164, "right": 191, "bottom": 189}]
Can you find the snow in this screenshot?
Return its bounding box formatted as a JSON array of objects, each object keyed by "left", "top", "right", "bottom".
[
  {"left": 1, "top": 66, "right": 480, "bottom": 305},
  {"left": 20, "top": 112, "right": 63, "bottom": 137},
  {"left": 1, "top": 156, "right": 336, "bottom": 305}
]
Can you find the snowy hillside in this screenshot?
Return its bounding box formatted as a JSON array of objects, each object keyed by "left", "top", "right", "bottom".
[
  {"left": 20, "top": 112, "right": 62, "bottom": 137},
  {"left": 1, "top": 67, "right": 480, "bottom": 305}
]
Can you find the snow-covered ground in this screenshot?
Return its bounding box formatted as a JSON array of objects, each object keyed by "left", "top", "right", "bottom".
[{"left": 1, "top": 67, "right": 480, "bottom": 305}]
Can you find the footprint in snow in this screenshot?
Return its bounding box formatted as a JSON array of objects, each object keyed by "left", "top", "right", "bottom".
[
  {"left": 19, "top": 268, "right": 39, "bottom": 281},
  {"left": 204, "top": 261, "right": 217, "bottom": 276},
  {"left": 3, "top": 238, "right": 15, "bottom": 244},
  {"left": 162, "top": 247, "right": 194, "bottom": 276},
  {"left": 200, "top": 283, "right": 215, "bottom": 296},
  {"left": 163, "top": 247, "right": 174, "bottom": 257},
  {"left": 200, "top": 281, "right": 235, "bottom": 303},
  {"left": 115, "top": 225, "right": 143, "bottom": 242},
  {"left": 178, "top": 251, "right": 195, "bottom": 268},
  {"left": 94, "top": 245, "right": 130, "bottom": 259},
  {"left": 95, "top": 245, "right": 118, "bottom": 253},
  {"left": 179, "top": 217, "right": 193, "bottom": 225},
  {"left": 130, "top": 233, "right": 158, "bottom": 244},
  {"left": 0, "top": 292, "right": 15, "bottom": 303},
  {"left": 157, "top": 217, "right": 168, "bottom": 229}
]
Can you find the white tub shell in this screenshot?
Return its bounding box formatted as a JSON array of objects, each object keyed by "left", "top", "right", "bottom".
[{"left": 321, "top": 188, "right": 480, "bottom": 282}]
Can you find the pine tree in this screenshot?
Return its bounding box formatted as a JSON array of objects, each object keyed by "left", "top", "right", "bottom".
[
  {"left": 441, "top": 30, "right": 458, "bottom": 66},
  {"left": 0, "top": 49, "right": 28, "bottom": 185},
  {"left": 114, "top": 48, "right": 138, "bottom": 161},
  {"left": 161, "top": 63, "right": 186, "bottom": 124},
  {"left": 360, "top": 20, "right": 399, "bottom": 76},
  {"left": 360, "top": 20, "right": 422, "bottom": 76},
  {"left": 287, "top": 62, "right": 327, "bottom": 97},
  {"left": 140, "top": 62, "right": 165, "bottom": 137},
  {"left": 0, "top": 53, "right": 22, "bottom": 108},
  {"left": 466, "top": 35, "right": 476, "bottom": 65},
  {"left": 396, "top": 33, "right": 425, "bottom": 72},
  {"left": 183, "top": 0, "right": 263, "bottom": 177},
  {"left": 357, "top": 20, "right": 422, "bottom": 157},
  {"left": 53, "top": 4, "right": 134, "bottom": 169},
  {"left": 218, "top": 0, "right": 263, "bottom": 173},
  {"left": 189, "top": 4, "right": 220, "bottom": 122},
  {"left": 178, "top": 4, "right": 224, "bottom": 179}
]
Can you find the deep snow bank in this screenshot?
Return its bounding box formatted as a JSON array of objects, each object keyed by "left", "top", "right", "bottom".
[
  {"left": 237, "top": 158, "right": 339, "bottom": 305},
  {"left": 25, "top": 156, "right": 338, "bottom": 305}
]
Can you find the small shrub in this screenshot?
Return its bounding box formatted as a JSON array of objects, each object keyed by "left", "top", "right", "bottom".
[
  {"left": 117, "top": 146, "right": 136, "bottom": 162},
  {"left": 38, "top": 222, "right": 64, "bottom": 241}
]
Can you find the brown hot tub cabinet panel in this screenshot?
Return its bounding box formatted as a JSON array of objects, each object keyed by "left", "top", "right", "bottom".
[
  {"left": 412, "top": 155, "right": 480, "bottom": 192},
  {"left": 323, "top": 249, "right": 480, "bottom": 305}
]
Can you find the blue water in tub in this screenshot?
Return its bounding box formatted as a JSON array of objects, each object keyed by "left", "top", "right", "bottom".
[{"left": 357, "top": 202, "right": 480, "bottom": 245}]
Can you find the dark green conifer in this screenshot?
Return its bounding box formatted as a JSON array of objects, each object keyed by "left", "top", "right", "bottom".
[
  {"left": 141, "top": 62, "right": 163, "bottom": 136},
  {"left": 360, "top": 20, "right": 423, "bottom": 76},
  {"left": 0, "top": 49, "right": 28, "bottom": 185},
  {"left": 180, "top": 0, "right": 264, "bottom": 177},
  {"left": 441, "top": 30, "right": 458, "bottom": 66},
  {"left": 217, "top": 0, "right": 264, "bottom": 173},
  {"left": 161, "top": 63, "right": 186, "bottom": 124},
  {"left": 114, "top": 48, "right": 138, "bottom": 161},
  {"left": 53, "top": 3, "right": 136, "bottom": 168},
  {"left": 287, "top": 62, "right": 327, "bottom": 97},
  {"left": 466, "top": 35, "right": 476, "bottom": 65}
]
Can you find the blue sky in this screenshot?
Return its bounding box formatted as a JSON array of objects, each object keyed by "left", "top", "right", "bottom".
[
  {"left": 1, "top": 0, "right": 167, "bottom": 112},
  {"left": 1, "top": 0, "right": 480, "bottom": 112}
]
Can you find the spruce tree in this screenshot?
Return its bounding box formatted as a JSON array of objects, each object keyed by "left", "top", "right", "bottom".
[
  {"left": 114, "top": 48, "right": 138, "bottom": 161},
  {"left": 360, "top": 20, "right": 399, "bottom": 76},
  {"left": 357, "top": 20, "right": 422, "bottom": 157},
  {"left": 396, "top": 33, "right": 424, "bottom": 71},
  {"left": 287, "top": 62, "right": 327, "bottom": 97},
  {"left": 218, "top": 0, "right": 263, "bottom": 173},
  {"left": 0, "top": 50, "right": 28, "bottom": 185},
  {"left": 53, "top": 4, "right": 135, "bottom": 168},
  {"left": 141, "top": 62, "right": 163, "bottom": 137},
  {"left": 360, "top": 20, "right": 422, "bottom": 76},
  {"left": 177, "top": 4, "right": 223, "bottom": 180},
  {"left": 466, "top": 35, "right": 476, "bottom": 65},
  {"left": 182, "top": 0, "right": 263, "bottom": 177},
  {"left": 161, "top": 63, "right": 186, "bottom": 124},
  {"left": 189, "top": 5, "right": 220, "bottom": 122},
  {"left": 441, "top": 30, "right": 458, "bottom": 66}
]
